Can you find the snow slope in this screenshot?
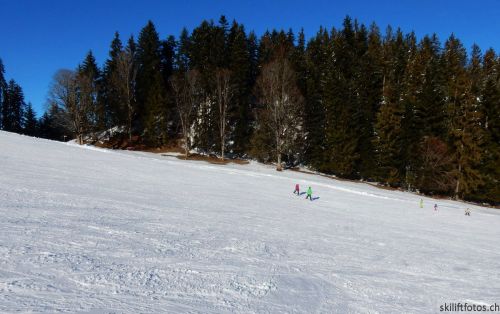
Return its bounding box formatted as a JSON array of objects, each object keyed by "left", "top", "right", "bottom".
[{"left": 0, "top": 130, "right": 499, "bottom": 313}]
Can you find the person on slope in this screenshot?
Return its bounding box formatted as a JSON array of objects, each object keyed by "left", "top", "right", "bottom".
[
  {"left": 306, "top": 186, "right": 313, "bottom": 201},
  {"left": 420, "top": 199, "right": 423, "bottom": 208},
  {"left": 434, "top": 204, "right": 438, "bottom": 211},
  {"left": 293, "top": 183, "right": 300, "bottom": 195},
  {"left": 465, "top": 208, "right": 471, "bottom": 216}
]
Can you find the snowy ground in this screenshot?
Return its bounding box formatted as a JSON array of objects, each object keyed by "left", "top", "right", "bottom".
[{"left": 1, "top": 131, "right": 499, "bottom": 313}]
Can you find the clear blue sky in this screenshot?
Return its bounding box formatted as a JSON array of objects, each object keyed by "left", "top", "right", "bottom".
[{"left": 1, "top": 0, "right": 499, "bottom": 116}]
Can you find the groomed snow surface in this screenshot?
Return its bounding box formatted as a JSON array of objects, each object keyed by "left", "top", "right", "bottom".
[{"left": 1, "top": 131, "right": 499, "bottom": 313}]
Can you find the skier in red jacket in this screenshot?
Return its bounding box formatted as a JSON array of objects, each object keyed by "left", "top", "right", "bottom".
[{"left": 293, "top": 184, "right": 300, "bottom": 195}]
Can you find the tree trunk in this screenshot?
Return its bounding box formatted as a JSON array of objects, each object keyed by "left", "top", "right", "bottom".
[
  {"left": 128, "top": 107, "right": 132, "bottom": 141},
  {"left": 455, "top": 163, "right": 461, "bottom": 200},
  {"left": 276, "top": 129, "right": 282, "bottom": 171},
  {"left": 184, "top": 133, "right": 189, "bottom": 159},
  {"left": 221, "top": 140, "right": 225, "bottom": 161}
]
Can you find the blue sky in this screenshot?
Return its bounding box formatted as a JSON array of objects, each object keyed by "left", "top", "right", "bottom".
[{"left": 1, "top": 0, "right": 499, "bottom": 116}]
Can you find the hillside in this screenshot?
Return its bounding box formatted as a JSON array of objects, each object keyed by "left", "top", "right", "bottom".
[{"left": 1, "top": 130, "right": 499, "bottom": 313}]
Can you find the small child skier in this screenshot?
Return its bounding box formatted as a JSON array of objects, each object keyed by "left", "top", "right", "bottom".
[
  {"left": 465, "top": 208, "right": 471, "bottom": 216},
  {"left": 306, "top": 186, "right": 313, "bottom": 201},
  {"left": 434, "top": 204, "right": 438, "bottom": 211},
  {"left": 293, "top": 183, "right": 300, "bottom": 195},
  {"left": 419, "top": 199, "right": 423, "bottom": 208}
]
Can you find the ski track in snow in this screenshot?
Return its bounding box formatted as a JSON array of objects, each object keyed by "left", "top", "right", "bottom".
[{"left": 1, "top": 131, "right": 499, "bottom": 313}]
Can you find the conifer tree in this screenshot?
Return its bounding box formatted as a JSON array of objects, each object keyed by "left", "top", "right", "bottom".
[
  {"left": 102, "top": 32, "right": 125, "bottom": 127},
  {"left": 136, "top": 21, "right": 167, "bottom": 145},
  {"left": 303, "top": 27, "right": 329, "bottom": 169},
  {"left": 227, "top": 21, "right": 253, "bottom": 155},
  {"left": 189, "top": 19, "right": 227, "bottom": 152},
  {"left": 354, "top": 22, "right": 382, "bottom": 179},
  {"left": 372, "top": 28, "right": 408, "bottom": 185},
  {"left": 443, "top": 37, "right": 483, "bottom": 199},
  {"left": 0, "top": 58, "right": 6, "bottom": 129},
  {"left": 176, "top": 28, "right": 191, "bottom": 73},
  {"left": 2, "top": 80, "right": 25, "bottom": 133},
  {"left": 160, "top": 35, "right": 176, "bottom": 137},
  {"left": 23, "top": 102, "right": 38, "bottom": 136},
  {"left": 38, "top": 103, "right": 69, "bottom": 141},
  {"left": 322, "top": 17, "right": 361, "bottom": 177},
  {"left": 476, "top": 49, "right": 500, "bottom": 202},
  {"left": 78, "top": 51, "right": 103, "bottom": 135}
]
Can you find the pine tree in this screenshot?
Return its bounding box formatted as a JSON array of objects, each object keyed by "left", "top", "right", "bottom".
[
  {"left": 0, "top": 58, "right": 6, "bottom": 129},
  {"left": 102, "top": 32, "right": 125, "bottom": 127},
  {"left": 23, "top": 102, "right": 38, "bottom": 136},
  {"left": 443, "top": 37, "right": 484, "bottom": 199},
  {"left": 372, "top": 27, "right": 409, "bottom": 185},
  {"left": 227, "top": 21, "right": 253, "bottom": 155},
  {"left": 78, "top": 51, "right": 103, "bottom": 135},
  {"left": 37, "top": 103, "right": 70, "bottom": 141},
  {"left": 354, "top": 22, "right": 383, "bottom": 179},
  {"left": 303, "top": 27, "right": 329, "bottom": 169},
  {"left": 136, "top": 21, "right": 167, "bottom": 145},
  {"left": 189, "top": 19, "right": 226, "bottom": 152},
  {"left": 473, "top": 48, "right": 500, "bottom": 203},
  {"left": 322, "top": 17, "right": 361, "bottom": 178},
  {"left": 160, "top": 35, "right": 176, "bottom": 137},
  {"left": 2, "top": 80, "right": 26, "bottom": 133},
  {"left": 176, "top": 28, "right": 191, "bottom": 72}
]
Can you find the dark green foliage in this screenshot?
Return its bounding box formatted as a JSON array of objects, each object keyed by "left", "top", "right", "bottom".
[
  {"left": 303, "top": 27, "right": 329, "bottom": 169},
  {"left": 0, "top": 59, "right": 6, "bottom": 129},
  {"left": 23, "top": 103, "right": 38, "bottom": 136},
  {"left": 2, "top": 79, "right": 25, "bottom": 133},
  {"left": 322, "top": 17, "right": 363, "bottom": 178},
  {"left": 136, "top": 21, "right": 168, "bottom": 145},
  {"left": 78, "top": 51, "right": 104, "bottom": 133},
  {"left": 227, "top": 21, "right": 254, "bottom": 155},
  {"left": 474, "top": 49, "right": 500, "bottom": 203},
  {"left": 103, "top": 32, "right": 126, "bottom": 127},
  {"left": 37, "top": 104, "right": 70, "bottom": 141}
]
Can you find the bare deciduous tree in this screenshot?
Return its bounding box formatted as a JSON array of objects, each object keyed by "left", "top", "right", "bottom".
[
  {"left": 256, "top": 56, "right": 303, "bottom": 171},
  {"left": 114, "top": 48, "right": 138, "bottom": 141},
  {"left": 215, "top": 68, "right": 232, "bottom": 160},
  {"left": 170, "top": 69, "right": 201, "bottom": 158},
  {"left": 48, "top": 69, "right": 88, "bottom": 144},
  {"left": 77, "top": 71, "right": 99, "bottom": 140}
]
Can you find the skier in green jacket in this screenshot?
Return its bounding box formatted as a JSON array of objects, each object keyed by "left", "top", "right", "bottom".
[{"left": 306, "top": 186, "right": 313, "bottom": 201}]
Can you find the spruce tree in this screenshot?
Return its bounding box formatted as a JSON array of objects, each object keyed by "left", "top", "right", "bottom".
[
  {"left": 354, "top": 22, "right": 383, "bottom": 179},
  {"left": 443, "top": 36, "right": 484, "bottom": 199},
  {"left": 476, "top": 49, "right": 500, "bottom": 203},
  {"left": 2, "top": 80, "right": 25, "bottom": 133},
  {"left": 227, "top": 21, "right": 253, "bottom": 155},
  {"left": 322, "top": 17, "right": 361, "bottom": 178},
  {"left": 102, "top": 32, "right": 125, "bottom": 127},
  {"left": 372, "top": 27, "right": 408, "bottom": 185},
  {"left": 189, "top": 19, "right": 226, "bottom": 152},
  {"left": 160, "top": 35, "right": 176, "bottom": 137},
  {"left": 78, "top": 51, "right": 103, "bottom": 134},
  {"left": 0, "top": 58, "right": 6, "bottom": 129},
  {"left": 136, "top": 21, "right": 167, "bottom": 145},
  {"left": 303, "top": 27, "right": 329, "bottom": 169},
  {"left": 176, "top": 28, "right": 191, "bottom": 72},
  {"left": 23, "top": 102, "right": 38, "bottom": 136}
]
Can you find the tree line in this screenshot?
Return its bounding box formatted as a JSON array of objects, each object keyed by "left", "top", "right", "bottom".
[{"left": 0, "top": 16, "right": 498, "bottom": 204}]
